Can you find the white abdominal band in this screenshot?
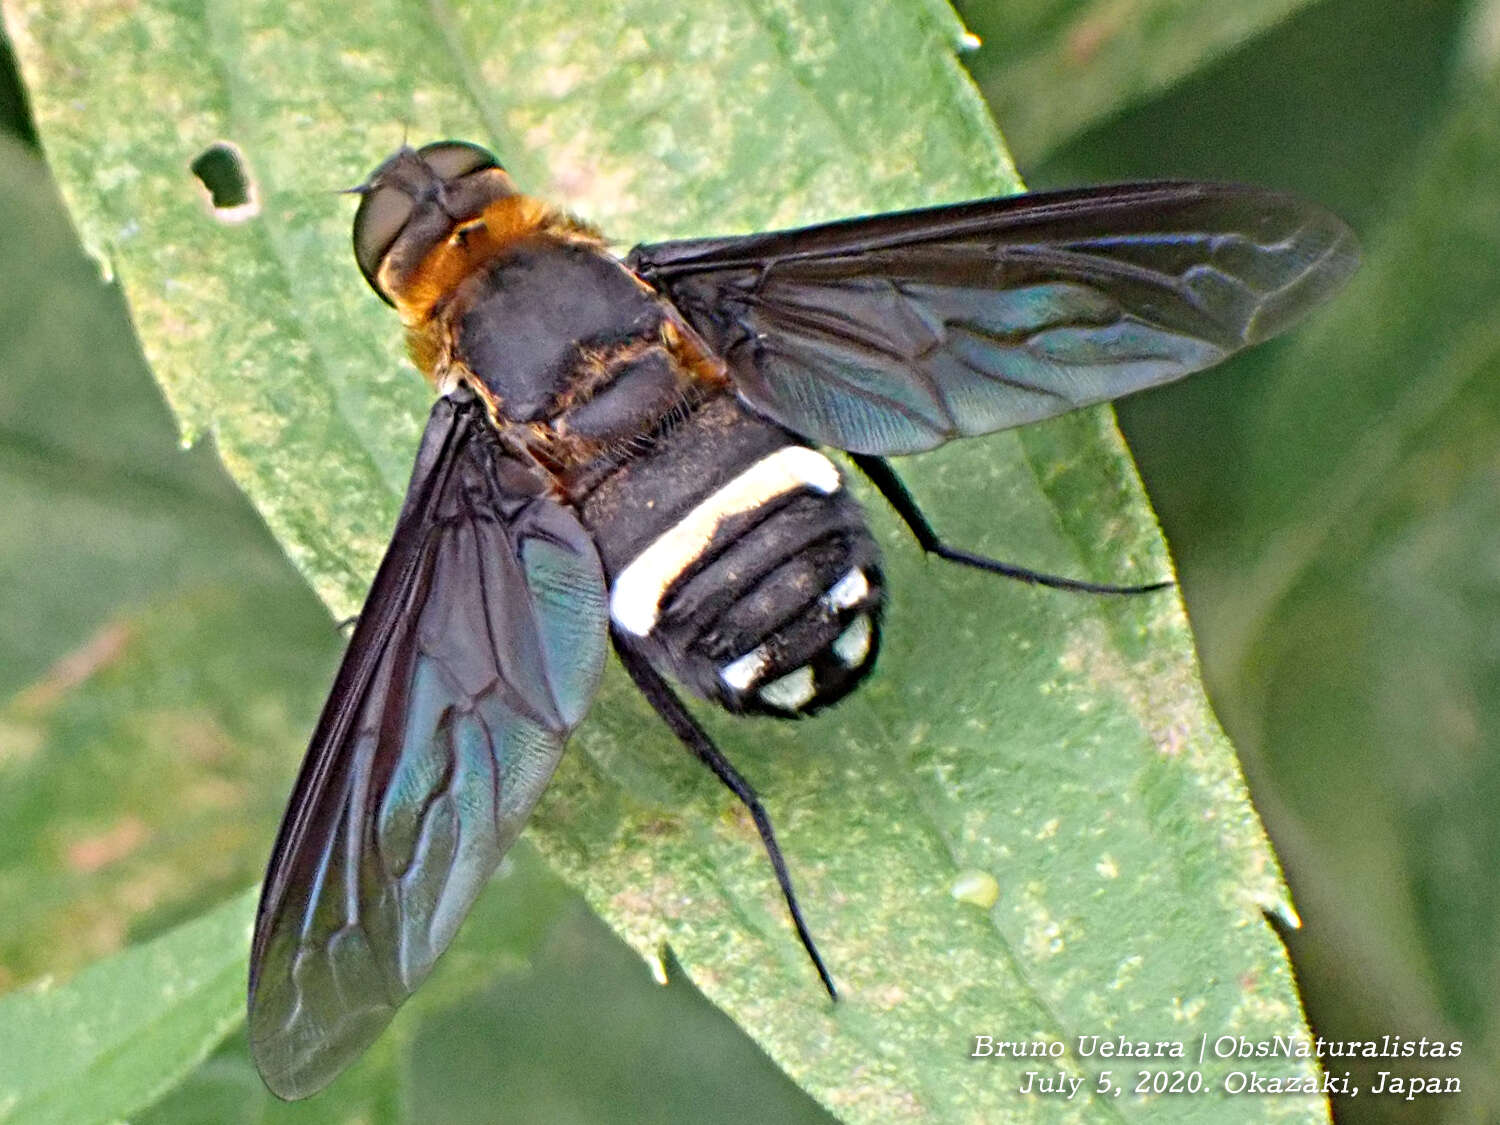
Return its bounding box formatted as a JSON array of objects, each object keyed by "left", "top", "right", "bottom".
[
  {"left": 609, "top": 446, "right": 843, "bottom": 637},
  {"left": 608, "top": 446, "right": 874, "bottom": 710}
]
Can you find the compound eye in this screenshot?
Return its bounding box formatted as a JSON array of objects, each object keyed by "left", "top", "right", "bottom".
[
  {"left": 417, "top": 140, "right": 502, "bottom": 180},
  {"left": 352, "top": 184, "right": 416, "bottom": 301}
]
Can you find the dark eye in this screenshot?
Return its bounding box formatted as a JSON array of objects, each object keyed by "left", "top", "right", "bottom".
[
  {"left": 352, "top": 185, "right": 417, "bottom": 299},
  {"left": 351, "top": 142, "right": 508, "bottom": 304},
  {"left": 418, "top": 141, "right": 502, "bottom": 180}
]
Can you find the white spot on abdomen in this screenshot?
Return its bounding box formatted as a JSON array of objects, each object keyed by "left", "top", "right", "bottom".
[
  {"left": 832, "top": 615, "right": 873, "bottom": 666},
  {"left": 719, "top": 646, "right": 771, "bottom": 692},
  {"left": 610, "top": 446, "right": 841, "bottom": 636},
  {"left": 759, "top": 666, "right": 817, "bottom": 711},
  {"left": 821, "top": 567, "right": 869, "bottom": 611}
]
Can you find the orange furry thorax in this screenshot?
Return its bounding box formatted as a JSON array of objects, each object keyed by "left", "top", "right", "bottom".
[{"left": 384, "top": 195, "right": 606, "bottom": 329}]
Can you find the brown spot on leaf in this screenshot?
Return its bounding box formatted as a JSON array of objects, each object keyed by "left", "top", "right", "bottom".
[
  {"left": 65, "top": 815, "right": 149, "bottom": 873},
  {"left": 12, "top": 621, "right": 132, "bottom": 716},
  {"left": 638, "top": 815, "right": 682, "bottom": 838},
  {"left": 1066, "top": 3, "right": 1130, "bottom": 66}
]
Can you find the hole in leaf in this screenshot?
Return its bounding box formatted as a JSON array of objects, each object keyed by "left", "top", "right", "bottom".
[{"left": 190, "top": 142, "right": 259, "bottom": 221}]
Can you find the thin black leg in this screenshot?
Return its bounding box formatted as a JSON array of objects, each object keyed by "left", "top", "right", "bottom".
[
  {"left": 613, "top": 634, "right": 838, "bottom": 1000},
  {"left": 852, "top": 453, "right": 1172, "bottom": 596}
]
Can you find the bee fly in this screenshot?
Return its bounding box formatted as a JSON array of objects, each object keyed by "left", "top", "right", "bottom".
[{"left": 248, "top": 139, "right": 1357, "bottom": 1098}]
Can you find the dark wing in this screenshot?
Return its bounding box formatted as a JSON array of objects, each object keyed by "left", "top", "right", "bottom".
[
  {"left": 248, "top": 389, "right": 607, "bottom": 1100},
  {"left": 628, "top": 182, "right": 1359, "bottom": 455}
]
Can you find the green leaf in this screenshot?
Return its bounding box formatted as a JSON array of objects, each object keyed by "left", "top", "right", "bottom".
[
  {"left": 1022, "top": 9, "right": 1490, "bottom": 1120},
  {"left": 0, "top": 129, "right": 339, "bottom": 985},
  {"left": 0, "top": 890, "right": 253, "bottom": 1125},
  {"left": 1172, "top": 60, "right": 1500, "bottom": 1111},
  {"left": 4, "top": 1, "right": 1321, "bottom": 1120},
  {"left": 0, "top": 856, "right": 597, "bottom": 1125},
  {"left": 0, "top": 119, "right": 832, "bottom": 1124},
  {"left": 956, "top": 0, "right": 1324, "bottom": 163},
  {"left": 140, "top": 857, "right": 838, "bottom": 1125}
]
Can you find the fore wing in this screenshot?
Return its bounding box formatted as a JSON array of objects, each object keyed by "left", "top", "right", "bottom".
[
  {"left": 248, "top": 389, "right": 607, "bottom": 1099},
  {"left": 628, "top": 182, "right": 1358, "bottom": 455}
]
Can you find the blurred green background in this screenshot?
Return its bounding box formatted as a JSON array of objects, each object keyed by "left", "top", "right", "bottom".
[{"left": 1, "top": 0, "right": 1496, "bottom": 1122}]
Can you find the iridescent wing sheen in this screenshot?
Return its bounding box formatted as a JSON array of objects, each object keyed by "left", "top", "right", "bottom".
[
  {"left": 248, "top": 389, "right": 607, "bottom": 1100},
  {"left": 628, "top": 182, "right": 1359, "bottom": 455}
]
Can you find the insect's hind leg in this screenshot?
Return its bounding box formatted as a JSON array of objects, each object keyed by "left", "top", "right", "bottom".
[
  {"left": 850, "top": 453, "right": 1172, "bottom": 596},
  {"left": 611, "top": 633, "right": 839, "bottom": 1000}
]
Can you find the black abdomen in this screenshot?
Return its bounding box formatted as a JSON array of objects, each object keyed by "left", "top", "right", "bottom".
[{"left": 579, "top": 395, "right": 883, "bottom": 717}]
